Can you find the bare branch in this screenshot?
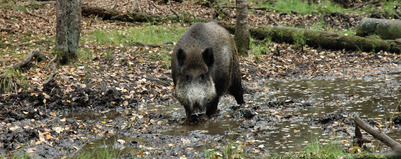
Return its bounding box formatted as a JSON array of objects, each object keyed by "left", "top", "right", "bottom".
[
  {"left": 353, "top": 115, "right": 401, "bottom": 155},
  {"left": 10, "top": 50, "right": 48, "bottom": 70}
]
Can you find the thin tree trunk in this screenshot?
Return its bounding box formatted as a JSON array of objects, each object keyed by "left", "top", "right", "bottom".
[
  {"left": 56, "top": 0, "right": 81, "bottom": 64},
  {"left": 234, "top": 0, "right": 249, "bottom": 56}
]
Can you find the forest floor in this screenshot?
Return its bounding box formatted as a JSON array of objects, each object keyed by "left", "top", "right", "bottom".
[{"left": 1, "top": 0, "right": 401, "bottom": 158}]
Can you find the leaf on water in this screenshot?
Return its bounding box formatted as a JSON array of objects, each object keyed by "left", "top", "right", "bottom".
[
  {"left": 117, "top": 139, "right": 125, "bottom": 144},
  {"left": 15, "top": 144, "right": 22, "bottom": 150},
  {"left": 53, "top": 127, "right": 64, "bottom": 133},
  {"left": 9, "top": 125, "right": 20, "bottom": 131},
  {"left": 246, "top": 141, "right": 253, "bottom": 146},
  {"left": 181, "top": 138, "right": 191, "bottom": 144},
  {"left": 50, "top": 111, "right": 57, "bottom": 116}
]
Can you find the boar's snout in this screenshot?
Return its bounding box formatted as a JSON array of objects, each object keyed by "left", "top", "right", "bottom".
[{"left": 190, "top": 102, "right": 206, "bottom": 116}]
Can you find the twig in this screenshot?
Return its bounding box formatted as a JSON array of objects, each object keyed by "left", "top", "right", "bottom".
[
  {"left": 149, "top": 1, "right": 168, "bottom": 15},
  {"left": 26, "top": 8, "right": 50, "bottom": 23},
  {"left": 221, "top": 6, "right": 269, "bottom": 11},
  {"left": 47, "top": 54, "right": 58, "bottom": 67},
  {"left": 10, "top": 50, "right": 48, "bottom": 70},
  {"left": 351, "top": 0, "right": 379, "bottom": 10},
  {"left": 266, "top": 14, "right": 281, "bottom": 26},
  {"left": 170, "top": 8, "right": 180, "bottom": 18},
  {"left": 44, "top": 72, "right": 57, "bottom": 85},
  {"left": 1, "top": 28, "right": 14, "bottom": 33},
  {"left": 126, "top": 41, "right": 174, "bottom": 47},
  {"left": 395, "top": 9, "right": 401, "bottom": 19}
]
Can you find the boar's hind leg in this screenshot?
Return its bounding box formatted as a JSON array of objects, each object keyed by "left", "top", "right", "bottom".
[
  {"left": 229, "top": 78, "right": 245, "bottom": 104},
  {"left": 229, "top": 65, "right": 245, "bottom": 105},
  {"left": 206, "top": 97, "right": 219, "bottom": 116}
]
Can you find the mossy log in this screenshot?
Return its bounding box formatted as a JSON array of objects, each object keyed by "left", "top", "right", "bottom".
[
  {"left": 81, "top": 5, "right": 205, "bottom": 23},
  {"left": 356, "top": 18, "right": 401, "bottom": 40},
  {"left": 225, "top": 25, "right": 401, "bottom": 54}
]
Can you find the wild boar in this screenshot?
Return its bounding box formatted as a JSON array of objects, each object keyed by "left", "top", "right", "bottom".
[{"left": 171, "top": 22, "right": 245, "bottom": 119}]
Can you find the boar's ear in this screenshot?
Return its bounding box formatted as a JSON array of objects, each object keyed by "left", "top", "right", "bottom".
[
  {"left": 176, "top": 48, "right": 186, "bottom": 66},
  {"left": 202, "top": 47, "right": 214, "bottom": 67}
]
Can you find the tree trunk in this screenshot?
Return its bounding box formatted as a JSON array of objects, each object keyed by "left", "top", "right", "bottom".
[
  {"left": 225, "top": 25, "right": 401, "bottom": 54},
  {"left": 56, "top": 0, "right": 81, "bottom": 65},
  {"left": 356, "top": 18, "right": 401, "bottom": 40},
  {"left": 234, "top": 0, "right": 249, "bottom": 56}
]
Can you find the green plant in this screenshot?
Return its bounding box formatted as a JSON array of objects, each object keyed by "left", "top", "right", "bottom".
[
  {"left": 203, "top": 140, "right": 246, "bottom": 159},
  {"left": 357, "top": 1, "right": 401, "bottom": 19},
  {"left": 268, "top": 138, "right": 353, "bottom": 159},
  {"left": 85, "top": 24, "right": 187, "bottom": 46},
  {"left": 250, "top": 38, "right": 271, "bottom": 56},
  {"left": 72, "top": 144, "right": 122, "bottom": 159},
  {"left": 78, "top": 47, "right": 94, "bottom": 62},
  {"left": 0, "top": 69, "right": 28, "bottom": 93},
  {"left": 253, "top": 0, "right": 345, "bottom": 15}
]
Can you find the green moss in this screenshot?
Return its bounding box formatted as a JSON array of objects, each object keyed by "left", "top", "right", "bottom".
[
  {"left": 253, "top": 0, "right": 345, "bottom": 15},
  {"left": 84, "top": 24, "right": 187, "bottom": 46}
]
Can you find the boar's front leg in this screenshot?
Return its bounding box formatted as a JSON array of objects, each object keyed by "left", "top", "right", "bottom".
[{"left": 206, "top": 97, "right": 220, "bottom": 116}]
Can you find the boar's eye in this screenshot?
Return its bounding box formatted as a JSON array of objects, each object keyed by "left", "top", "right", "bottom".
[
  {"left": 200, "top": 73, "right": 206, "bottom": 80},
  {"left": 202, "top": 47, "right": 214, "bottom": 67},
  {"left": 185, "top": 75, "right": 191, "bottom": 81},
  {"left": 176, "top": 48, "right": 185, "bottom": 66}
]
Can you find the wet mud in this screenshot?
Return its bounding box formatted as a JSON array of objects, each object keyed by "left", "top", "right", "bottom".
[{"left": 1, "top": 49, "right": 401, "bottom": 158}]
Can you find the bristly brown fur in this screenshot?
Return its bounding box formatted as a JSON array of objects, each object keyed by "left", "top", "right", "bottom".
[{"left": 171, "top": 22, "right": 245, "bottom": 119}]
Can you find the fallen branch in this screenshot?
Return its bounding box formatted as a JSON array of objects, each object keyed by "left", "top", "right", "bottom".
[
  {"left": 353, "top": 115, "right": 401, "bottom": 157},
  {"left": 351, "top": 0, "right": 379, "bottom": 10},
  {"left": 44, "top": 54, "right": 58, "bottom": 85},
  {"left": 221, "top": 6, "right": 269, "bottom": 11},
  {"left": 10, "top": 50, "right": 48, "bottom": 70},
  {"left": 149, "top": 1, "right": 168, "bottom": 15},
  {"left": 266, "top": 14, "right": 281, "bottom": 26},
  {"left": 1, "top": 28, "right": 14, "bottom": 33},
  {"left": 26, "top": 8, "right": 50, "bottom": 23},
  {"left": 224, "top": 25, "right": 401, "bottom": 54},
  {"left": 125, "top": 41, "right": 174, "bottom": 48},
  {"left": 81, "top": 5, "right": 208, "bottom": 23}
]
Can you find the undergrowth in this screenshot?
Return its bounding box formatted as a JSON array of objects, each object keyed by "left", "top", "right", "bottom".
[
  {"left": 268, "top": 139, "right": 354, "bottom": 159},
  {"left": 252, "top": 0, "right": 345, "bottom": 15},
  {"left": 85, "top": 24, "right": 187, "bottom": 46}
]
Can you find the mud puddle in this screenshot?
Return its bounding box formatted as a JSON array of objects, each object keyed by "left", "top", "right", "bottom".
[
  {"left": 70, "top": 77, "right": 401, "bottom": 157},
  {"left": 254, "top": 77, "right": 401, "bottom": 154}
]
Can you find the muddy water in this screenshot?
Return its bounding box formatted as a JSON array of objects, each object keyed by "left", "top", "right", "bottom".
[
  {"left": 75, "top": 77, "right": 401, "bottom": 156},
  {"left": 257, "top": 77, "right": 401, "bottom": 154}
]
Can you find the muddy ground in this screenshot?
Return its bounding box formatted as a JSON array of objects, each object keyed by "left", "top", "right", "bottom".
[
  {"left": 1, "top": 0, "right": 401, "bottom": 158},
  {"left": 2, "top": 46, "right": 401, "bottom": 158}
]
